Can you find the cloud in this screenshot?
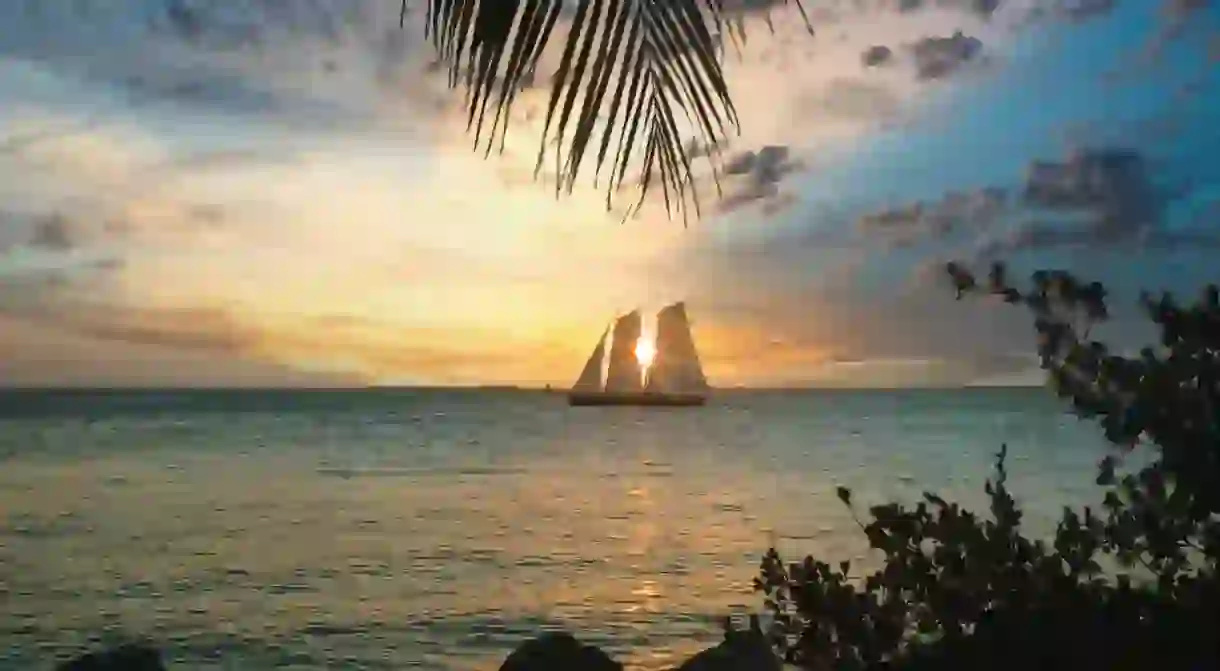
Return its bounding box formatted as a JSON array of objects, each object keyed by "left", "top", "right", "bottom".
[
  {"left": 687, "top": 139, "right": 1216, "bottom": 385},
  {"left": 27, "top": 214, "right": 74, "bottom": 251},
  {"left": 0, "top": 209, "right": 123, "bottom": 292},
  {"left": 0, "top": 313, "right": 361, "bottom": 388},
  {"left": 848, "top": 145, "right": 1217, "bottom": 260},
  {"left": 1161, "top": 0, "right": 1214, "bottom": 27},
  {"left": 0, "top": 93, "right": 680, "bottom": 385},
  {"left": 910, "top": 31, "right": 985, "bottom": 79},
  {"left": 1150, "top": 0, "right": 1220, "bottom": 64},
  {"left": 413, "top": 1, "right": 1022, "bottom": 220},
  {"left": 11, "top": 301, "right": 594, "bottom": 386},
  {"left": 666, "top": 2, "right": 1220, "bottom": 387},
  {"left": 714, "top": 145, "right": 806, "bottom": 214},
  {"left": 2, "top": 0, "right": 1153, "bottom": 387},
  {"left": 0, "top": 269, "right": 597, "bottom": 385},
  {"left": 862, "top": 45, "right": 895, "bottom": 67},
  {"left": 10, "top": 302, "right": 250, "bottom": 352},
  {"left": 977, "top": 146, "right": 1219, "bottom": 256},
  {"left": 1059, "top": 0, "right": 1119, "bottom": 21},
  {"left": 1093, "top": 0, "right": 1219, "bottom": 83},
  {"left": 855, "top": 187, "right": 1009, "bottom": 247},
  {"left": 2, "top": 114, "right": 168, "bottom": 186},
  {"left": 682, "top": 273, "right": 1043, "bottom": 386},
  {"left": 2, "top": 1, "right": 436, "bottom": 127},
  {"left": 0, "top": 116, "right": 105, "bottom": 156}
]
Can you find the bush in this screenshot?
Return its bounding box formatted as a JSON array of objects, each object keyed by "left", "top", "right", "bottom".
[{"left": 754, "top": 263, "right": 1219, "bottom": 671}]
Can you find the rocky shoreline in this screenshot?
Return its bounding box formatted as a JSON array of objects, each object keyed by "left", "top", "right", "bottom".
[{"left": 56, "top": 617, "right": 780, "bottom": 671}]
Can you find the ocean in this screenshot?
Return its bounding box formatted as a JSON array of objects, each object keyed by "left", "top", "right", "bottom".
[{"left": 0, "top": 388, "right": 1111, "bottom": 670}]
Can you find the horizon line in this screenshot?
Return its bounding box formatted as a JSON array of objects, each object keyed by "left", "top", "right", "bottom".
[{"left": 0, "top": 382, "right": 1046, "bottom": 392}]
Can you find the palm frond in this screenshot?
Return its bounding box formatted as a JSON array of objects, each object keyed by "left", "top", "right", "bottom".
[{"left": 409, "top": 0, "right": 810, "bottom": 223}]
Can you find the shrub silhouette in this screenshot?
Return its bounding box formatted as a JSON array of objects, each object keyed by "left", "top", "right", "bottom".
[{"left": 754, "top": 262, "right": 1219, "bottom": 671}]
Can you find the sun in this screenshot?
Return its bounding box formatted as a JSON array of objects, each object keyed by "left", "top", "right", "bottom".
[{"left": 634, "top": 336, "right": 656, "bottom": 369}]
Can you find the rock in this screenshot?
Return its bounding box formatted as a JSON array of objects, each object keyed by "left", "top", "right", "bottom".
[
  {"left": 499, "top": 631, "right": 621, "bottom": 671},
  {"left": 57, "top": 644, "right": 165, "bottom": 671},
  {"left": 673, "top": 616, "right": 780, "bottom": 671}
]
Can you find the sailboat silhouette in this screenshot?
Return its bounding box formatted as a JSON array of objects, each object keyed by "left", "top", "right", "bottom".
[{"left": 567, "top": 302, "right": 709, "bottom": 407}]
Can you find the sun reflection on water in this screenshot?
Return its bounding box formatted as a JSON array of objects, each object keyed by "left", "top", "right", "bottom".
[{"left": 0, "top": 390, "right": 1111, "bottom": 669}]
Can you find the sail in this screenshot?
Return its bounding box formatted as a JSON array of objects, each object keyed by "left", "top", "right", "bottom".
[
  {"left": 645, "top": 301, "right": 708, "bottom": 393},
  {"left": 571, "top": 327, "right": 608, "bottom": 391},
  {"left": 605, "top": 310, "right": 644, "bottom": 392}
]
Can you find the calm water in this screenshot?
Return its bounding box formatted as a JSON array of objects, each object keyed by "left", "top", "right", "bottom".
[{"left": 0, "top": 388, "right": 1110, "bottom": 669}]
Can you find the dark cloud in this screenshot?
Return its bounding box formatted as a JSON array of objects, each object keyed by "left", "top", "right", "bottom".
[
  {"left": 153, "top": 0, "right": 380, "bottom": 50},
  {"left": 910, "top": 31, "right": 984, "bottom": 80},
  {"left": 186, "top": 204, "right": 226, "bottom": 226},
  {"left": 893, "top": 0, "right": 1000, "bottom": 17},
  {"left": 721, "top": 0, "right": 791, "bottom": 13},
  {"left": 684, "top": 137, "right": 726, "bottom": 162},
  {"left": 1153, "top": 0, "right": 1217, "bottom": 56},
  {"left": 1024, "top": 149, "right": 1155, "bottom": 211},
  {"left": 0, "top": 250, "right": 125, "bottom": 325},
  {"left": 164, "top": 147, "right": 303, "bottom": 175},
  {"left": 853, "top": 146, "right": 1219, "bottom": 260},
  {"left": 119, "top": 70, "right": 296, "bottom": 115},
  {"left": 0, "top": 210, "right": 126, "bottom": 313},
  {"left": 0, "top": 117, "right": 104, "bottom": 156},
  {"left": 0, "top": 300, "right": 249, "bottom": 352},
  {"left": 1105, "top": 0, "right": 1218, "bottom": 76},
  {"left": 8, "top": 0, "right": 381, "bottom": 53},
  {"left": 816, "top": 79, "right": 902, "bottom": 121},
  {"left": 862, "top": 45, "right": 894, "bottom": 67},
  {"left": 1059, "top": 0, "right": 1119, "bottom": 21},
  {"left": 1, "top": 211, "right": 90, "bottom": 254},
  {"left": 724, "top": 145, "right": 794, "bottom": 181},
  {"left": 1163, "top": 0, "right": 1212, "bottom": 22},
  {"left": 999, "top": 148, "right": 1169, "bottom": 252},
  {"left": 716, "top": 144, "right": 804, "bottom": 214},
  {"left": 969, "top": 0, "right": 1003, "bottom": 16},
  {"left": 75, "top": 307, "right": 248, "bottom": 351},
  {"left": 27, "top": 214, "right": 74, "bottom": 251},
  {"left": 855, "top": 187, "right": 1009, "bottom": 246},
  {"left": 1, "top": 2, "right": 417, "bottom": 123},
  {"left": 0, "top": 313, "right": 365, "bottom": 388},
  {"left": 985, "top": 147, "right": 1216, "bottom": 256},
  {"left": 695, "top": 276, "right": 1039, "bottom": 378}
]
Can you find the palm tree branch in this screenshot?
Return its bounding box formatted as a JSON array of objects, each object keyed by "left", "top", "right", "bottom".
[
  {"left": 562, "top": 0, "right": 628, "bottom": 189},
  {"left": 486, "top": 0, "right": 552, "bottom": 156},
  {"left": 646, "top": 3, "right": 727, "bottom": 199},
  {"left": 413, "top": 0, "right": 811, "bottom": 221},
  {"left": 593, "top": 2, "right": 641, "bottom": 187},
  {"left": 544, "top": 0, "right": 607, "bottom": 193}
]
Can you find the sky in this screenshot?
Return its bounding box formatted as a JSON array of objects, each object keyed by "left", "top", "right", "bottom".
[{"left": 1, "top": 0, "right": 1218, "bottom": 388}]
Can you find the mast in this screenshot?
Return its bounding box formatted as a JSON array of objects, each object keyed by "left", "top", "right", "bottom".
[
  {"left": 571, "top": 326, "right": 609, "bottom": 391},
  {"left": 604, "top": 310, "right": 644, "bottom": 392},
  {"left": 645, "top": 301, "right": 708, "bottom": 393}
]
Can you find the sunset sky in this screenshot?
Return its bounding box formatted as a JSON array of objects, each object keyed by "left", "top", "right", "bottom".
[{"left": 2, "top": 0, "right": 1218, "bottom": 388}]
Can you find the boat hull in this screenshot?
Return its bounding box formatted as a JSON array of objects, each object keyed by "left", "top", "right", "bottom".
[{"left": 566, "top": 391, "right": 707, "bottom": 407}]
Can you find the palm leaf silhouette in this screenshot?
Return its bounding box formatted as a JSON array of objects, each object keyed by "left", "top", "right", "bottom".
[{"left": 407, "top": 0, "right": 810, "bottom": 223}]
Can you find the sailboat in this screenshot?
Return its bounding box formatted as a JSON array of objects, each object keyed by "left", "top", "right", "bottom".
[{"left": 567, "top": 302, "right": 709, "bottom": 407}]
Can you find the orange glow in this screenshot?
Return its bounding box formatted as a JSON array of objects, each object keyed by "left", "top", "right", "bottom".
[{"left": 634, "top": 335, "right": 656, "bottom": 370}]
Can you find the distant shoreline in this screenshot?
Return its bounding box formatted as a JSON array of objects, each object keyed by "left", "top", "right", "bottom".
[{"left": 0, "top": 384, "right": 1044, "bottom": 393}]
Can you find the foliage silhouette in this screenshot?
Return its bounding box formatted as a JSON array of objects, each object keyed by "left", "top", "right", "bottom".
[
  {"left": 410, "top": 0, "right": 810, "bottom": 222},
  {"left": 754, "top": 262, "right": 1219, "bottom": 670}
]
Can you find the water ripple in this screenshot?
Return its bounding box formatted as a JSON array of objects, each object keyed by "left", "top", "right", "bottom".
[{"left": 0, "top": 389, "right": 1109, "bottom": 669}]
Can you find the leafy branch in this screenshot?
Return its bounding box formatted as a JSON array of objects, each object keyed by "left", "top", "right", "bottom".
[
  {"left": 754, "top": 263, "right": 1219, "bottom": 670},
  {"left": 409, "top": 0, "right": 810, "bottom": 222}
]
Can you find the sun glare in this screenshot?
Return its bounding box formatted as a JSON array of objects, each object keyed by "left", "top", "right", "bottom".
[{"left": 634, "top": 336, "right": 656, "bottom": 369}]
